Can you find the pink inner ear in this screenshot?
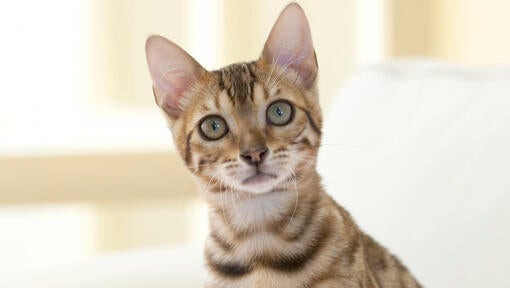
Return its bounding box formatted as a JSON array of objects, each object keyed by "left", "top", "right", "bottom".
[
  {"left": 262, "top": 3, "right": 318, "bottom": 88},
  {"left": 156, "top": 67, "right": 197, "bottom": 109},
  {"left": 145, "top": 35, "right": 204, "bottom": 117}
]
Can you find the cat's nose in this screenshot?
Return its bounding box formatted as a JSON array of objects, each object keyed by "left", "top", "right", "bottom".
[{"left": 240, "top": 147, "right": 268, "bottom": 165}]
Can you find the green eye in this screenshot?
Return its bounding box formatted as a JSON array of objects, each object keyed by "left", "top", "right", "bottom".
[
  {"left": 266, "top": 100, "right": 294, "bottom": 126},
  {"left": 199, "top": 115, "right": 228, "bottom": 140}
]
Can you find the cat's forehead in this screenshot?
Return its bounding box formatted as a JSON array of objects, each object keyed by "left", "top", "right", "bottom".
[
  {"left": 185, "top": 61, "right": 307, "bottom": 128},
  {"left": 212, "top": 62, "right": 257, "bottom": 105},
  {"left": 209, "top": 61, "right": 305, "bottom": 106}
]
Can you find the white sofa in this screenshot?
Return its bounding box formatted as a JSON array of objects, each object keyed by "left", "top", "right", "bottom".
[
  {"left": 6, "top": 61, "right": 509, "bottom": 287},
  {"left": 1, "top": 245, "right": 205, "bottom": 288},
  {"left": 319, "top": 60, "right": 510, "bottom": 287}
]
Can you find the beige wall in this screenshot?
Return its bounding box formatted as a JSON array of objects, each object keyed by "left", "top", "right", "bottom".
[
  {"left": 90, "top": 0, "right": 191, "bottom": 105},
  {"left": 391, "top": 0, "right": 510, "bottom": 65},
  {"left": 0, "top": 153, "right": 202, "bottom": 253},
  {"left": 391, "top": 0, "right": 433, "bottom": 56},
  {"left": 0, "top": 153, "right": 197, "bottom": 203},
  {"left": 431, "top": 0, "right": 510, "bottom": 64}
]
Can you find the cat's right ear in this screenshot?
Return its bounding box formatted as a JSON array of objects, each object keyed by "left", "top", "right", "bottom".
[
  {"left": 145, "top": 35, "right": 206, "bottom": 119},
  {"left": 261, "top": 3, "right": 318, "bottom": 89}
]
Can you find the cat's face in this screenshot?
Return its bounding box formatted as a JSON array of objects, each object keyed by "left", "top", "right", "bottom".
[
  {"left": 169, "top": 62, "right": 321, "bottom": 194},
  {"left": 146, "top": 4, "right": 320, "bottom": 194}
]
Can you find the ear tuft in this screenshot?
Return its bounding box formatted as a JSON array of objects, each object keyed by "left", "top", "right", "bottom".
[
  {"left": 261, "top": 3, "right": 318, "bottom": 88},
  {"left": 145, "top": 35, "right": 205, "bottom": 118}
]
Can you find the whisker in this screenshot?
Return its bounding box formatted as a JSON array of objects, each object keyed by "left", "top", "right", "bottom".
[
  {"left": 219, "top": 177, "right": 231, "bottom": 228},
  {"left": 227, "top": 181, "right": 241, "bottom": 224},
  {"left": 266, "top": 44, "right": 287, "bottom": 87},
  {"left": 204, "top": 169, "right": 221, "bottom": 192},
  {"left": 284, "top": 166, "right": 299, "bottom": 231},
  {"left": 284, "top": 143, "right": 365, "bottom": 154},
  {"left": 270, "top": 55, "right": 307, "bottom": 89},
  {"left": 320, "top": 143, "right": 366, "bottom": 148},
  {"left": 186, "top": 161, "right": 223, "bottom": 170},
  {"left": 159, "top": 65, "right": 190, "bottom": 82},
  {"left": 269, "top": 53, "right": 308, "bottom": 89},
  {"left": 231, "top": 180, "right": 242, "bottom": 203},
  {"left": 175, "top": 167, "right": 200, "bottom": 201}
]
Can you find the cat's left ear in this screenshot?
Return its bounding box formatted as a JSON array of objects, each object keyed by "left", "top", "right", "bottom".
[{"left": 261, "top": 3, "right": 318, "bottom": 88}]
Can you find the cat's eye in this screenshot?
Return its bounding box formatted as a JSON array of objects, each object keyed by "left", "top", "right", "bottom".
[
  {"left": 266, "top": 100, "right": 294, "bottom": 126},
  {"left": 199, "top": 115, "right": 229, "bottom": 140}
]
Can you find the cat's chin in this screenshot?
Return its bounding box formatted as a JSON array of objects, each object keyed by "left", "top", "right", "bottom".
[
  {"left": 239, "top": 172, "right": 280, "bottom": 195},
  {"left": 242, "top": 172, "right": 276, "bottom": 185}
]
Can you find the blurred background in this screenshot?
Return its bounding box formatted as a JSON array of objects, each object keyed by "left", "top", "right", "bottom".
[{"left": 1, "top": 0, "right": 509, "bottom": 286}]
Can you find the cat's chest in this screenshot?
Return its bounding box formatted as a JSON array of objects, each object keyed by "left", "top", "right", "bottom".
[
  {"left": 225, "top": 190, "right": 296, "bottom": 231},
  {"left": 232, "top": 232, "right": 293, "bottom": 259},
  {"left": 206, "top": 269, "right": 315, "bottom": 288},
  {"left": 245, "top": 271, "right": 307, "bottom": 288}
]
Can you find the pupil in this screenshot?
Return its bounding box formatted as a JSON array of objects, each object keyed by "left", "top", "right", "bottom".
[
  {"left": 211, "top": 121, "right": 219, "bottom": 131},
  {"left": 276, "top": 107, "right": 284, "bottom": 116}
]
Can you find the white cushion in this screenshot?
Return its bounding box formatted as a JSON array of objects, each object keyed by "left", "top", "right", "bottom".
[
  {"left": 1, "top": 245, "right": 204, "bottom": 288},
  {"left": 318, "top": 60, "right": 510, "bottom": 288}
]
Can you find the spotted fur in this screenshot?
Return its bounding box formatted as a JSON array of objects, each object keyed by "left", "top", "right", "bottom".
[{"left": 146, "top": 3, "right": 421, "bottom": 287}]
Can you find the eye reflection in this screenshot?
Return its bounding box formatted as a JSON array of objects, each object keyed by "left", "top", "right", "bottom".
[
  {"left": 199, "top": 115, "right": 228, "bottom": 140},
  {"left": 267, "top": 100, "right": 293, "bottom": 126}
]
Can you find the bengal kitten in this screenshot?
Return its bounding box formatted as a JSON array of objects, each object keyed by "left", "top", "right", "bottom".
[{"left": 145, "top": 3, "right": 421, "bottom": 288}]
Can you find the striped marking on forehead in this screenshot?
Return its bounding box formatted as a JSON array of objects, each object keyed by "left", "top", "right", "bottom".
[{"left": 213, "top": 62, "right": 257, "bottom": 104}]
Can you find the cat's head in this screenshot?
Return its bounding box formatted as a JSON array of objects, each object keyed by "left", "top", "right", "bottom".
[{"left": 146, "top": 3, "right": 321, "bottom": 195}]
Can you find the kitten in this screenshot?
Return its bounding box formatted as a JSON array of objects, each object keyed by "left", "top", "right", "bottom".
[{"left": 145, "top": 3, "right": 421, "bottom": 288}]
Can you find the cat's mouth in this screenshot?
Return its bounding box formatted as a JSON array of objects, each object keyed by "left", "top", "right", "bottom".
[{"left": 242, "top": 171, "right": 277, "bottom": 185}]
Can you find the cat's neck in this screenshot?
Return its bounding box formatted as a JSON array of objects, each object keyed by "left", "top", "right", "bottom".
[{"left": 206, "top": 170, "right": 324, "bottom": 236}]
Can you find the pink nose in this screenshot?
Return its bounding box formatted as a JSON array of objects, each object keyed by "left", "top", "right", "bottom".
[{"left": 240, "top": 147, "right": 268, "bottom": 165}]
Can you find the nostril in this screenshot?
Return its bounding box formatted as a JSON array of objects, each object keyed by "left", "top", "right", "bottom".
[
  {"left": 241, "top": 154, "right": 252, "bottom": 163},
  {"left": 241, "top": 147, "right": 268, "bottom": 165},
  {"left": 259, "top": 148, "right": 268, "bottom": 161}
]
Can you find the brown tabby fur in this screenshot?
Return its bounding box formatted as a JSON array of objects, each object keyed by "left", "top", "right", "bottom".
[{"left": 146, "top": 3, "right": 421, "bottom": 288}]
